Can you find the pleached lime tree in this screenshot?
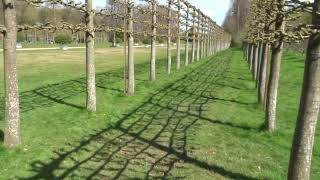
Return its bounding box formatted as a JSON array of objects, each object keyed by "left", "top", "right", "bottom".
[
  {"left": 288, "top": 0, "right": 320, "bottom": 179},
  {"left": 2, "top": 0, "right": 21, "bottom": 148}
]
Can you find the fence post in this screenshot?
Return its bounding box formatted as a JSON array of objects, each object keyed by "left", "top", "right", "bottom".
[
  {"left": 176, "top": 0, "right": 181, "bottom": 70},
  {"left": 3, "top": 0, "right": 20, "bottom": 148},
  {"left": 150, "top": 0, "right": 157, "bottom": 81},
  {"left": 184, "top": 5, "right": 189, "bottom": 66},
  {"left": 85, "top": 0, "right": 96, "bottom": 112},
  {"left": 167, "top": 0, "right": 172, "bottom": 74},
  {"left": 191, "top": 7, "right": 196, "bottom": 63},
  {"left": 127, "top": 0, "right": 135, "bottom": 96}
]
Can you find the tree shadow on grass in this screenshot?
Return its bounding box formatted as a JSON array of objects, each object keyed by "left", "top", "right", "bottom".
[
  {"left": 20, "top": 54, "right": 260, "bottom": 180},
  {"left": 0, "top": 57, "right": 170, "bottom": 122}
]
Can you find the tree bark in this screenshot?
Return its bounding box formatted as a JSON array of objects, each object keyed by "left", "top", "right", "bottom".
[
  {"left": 176, "top": 0, "right": 181, "bottom": 70},
  {"left": 265, "top": 11, "right": 285, "bottom": 132},
  {"left": 258, "top": 43, "right": 269, "bottom": 104},
  {"left": 3, "top": 0, "right": 21, "bottom": 148},
  {"left": 167, "top": 0, "right": 172, "bottom": 74},
  {"left": 127, "top": 0, "right": 135, "bottom": 96},
  {"left": 184, "top": 7, "right": 189, "bottom": 66},
  {"left": 288, "top": 1, "right": 320, "bottom": 179},
  {"left": 196, "top": 11, "right": 200, "bottom": 61},
  {"left": 113, "top": 32, "right": 116, "bottom": 47},
  {"left": 256, "top": 42, "right": 263, "bottom": 87},
  {"left": 253, "top": 44, "right": 258, "bottom": 79},
  {"left": 85, "top": 0, "right": 96, "bottom": 112},
  {"left": 150, "top": 1, "right": 156, "bottom": 81},
  {"left": 264, "top": 44, "right": 271, "bottom": 110},
  {"left": 201, "top": 16, "right": 205, "bottom": 58},
  {"left": 249, "top": 44, "right": 254, "bottom": 71},
  {"left": 191, "top": 9, "right": 196, "bottom": 63}
]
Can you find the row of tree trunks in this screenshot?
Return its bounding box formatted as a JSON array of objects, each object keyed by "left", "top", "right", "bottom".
[
  {"left": 1, "top": 0, "right": 231, "bottom": 149},
  {"left": 243, "top": 0, "right": 320, "bottom": 179},
  {"left": 244, "top": 1, "right": 285, "bottom": 133}
]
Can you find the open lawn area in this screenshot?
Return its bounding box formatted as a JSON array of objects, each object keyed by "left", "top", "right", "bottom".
[{"left": 0, "top": 48, "right": 319, "bottom": 179}]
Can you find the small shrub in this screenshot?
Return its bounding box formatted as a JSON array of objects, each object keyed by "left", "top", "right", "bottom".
[
  {"left": 55, "top": 34, "right": 72, "bottom": 44},
  {"left": 17, "top": 32, "right": 25, "bottom": 42},
  {"left": 158, "top": 38, "right": 165, "bottom": 44},
  {"left": 142, "top": 38, "right": 151, "bottom": 45},
  {"left": 115, "top": 37, "right": 122, "bottom": 44},
  {"left": 134, "top": 38, "right": 141, "bottom": 44}
]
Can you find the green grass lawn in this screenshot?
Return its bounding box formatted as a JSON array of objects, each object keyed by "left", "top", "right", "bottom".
[
  {"left": 0, "top": 48, "right": 319, "bottom": 179},
  {"left": 0, "top": 42, "right": 112, "bottom": 49}
]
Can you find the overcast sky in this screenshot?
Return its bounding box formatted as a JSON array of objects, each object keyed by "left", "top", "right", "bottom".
[{"left": 78, "top": 0, "right": 231, "bottom": 25}]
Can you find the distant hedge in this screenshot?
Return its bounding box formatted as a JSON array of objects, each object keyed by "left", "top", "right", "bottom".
[{"left": 55, "top": 34, "right": 72, "bottom": 44}]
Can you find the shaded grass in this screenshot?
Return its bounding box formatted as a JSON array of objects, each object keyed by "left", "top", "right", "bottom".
[{"left": 0, "top": 48, "right": 319, "bottom": 179}]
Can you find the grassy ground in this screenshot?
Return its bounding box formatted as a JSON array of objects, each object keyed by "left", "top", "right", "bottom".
[{"left": 0, "top": 48, "right": 319, "bottom": 179}]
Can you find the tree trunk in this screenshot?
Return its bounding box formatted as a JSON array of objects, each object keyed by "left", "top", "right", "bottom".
[
  {"left": 264, "top": 44, "right": 271, "bottom": 110},
  {"left": 196, "top": 11, "right": 200, "bottom": 61},
  {"left": 85, "top": 0, "right": 96, "bottom": 112},
  {"left": 126, "top": 0, "right": 135, "bottom": 96},
  {"left": 288, "top": 1, "right": 320, "bottom": 179},
  {"left": 249, "top": 44, "right": 254, "bottom": 71},
  {"left": 191, "top": 9, "right": 196, "bottom": 63},
  {"left": 265, "top": 13, "right": 285, "bottom": 132},
  {"left": 201, "top": 17, "right": 205, "bottom": 58},
  {"left": 256, "top": 42, "right": 263, "bottom": 87},
  {"left": 150, "top": 1, "right": 156, "bottom": 81},
  {"left": 167, "top": 0, "right": 172, "bottom": 74},
  {"left": 253, "top": 44, "right": 258, "bottom": 79},
  {"left": 258, "top": 43, "right": 269, "bottom": 104},
  {"left": 184, "top": 7, "right": 189, "bottom": 66},
  {"left": 113, "top": 32, "right": 116, "bottom": 47},
  {"left": 176, "top": 0, "right": 181, "bottom": 70},
  {"left": 3, "top": 0, "right": 20, "bottom": 148}
]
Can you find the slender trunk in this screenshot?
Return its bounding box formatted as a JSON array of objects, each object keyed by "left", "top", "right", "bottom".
[
  {"left": 85, "top": 0, "right": 96, "bottom": 112},
  {"left": 196, "top": 11, "right": 200, "bottom": 61},
  {"left": 113, "top": 32, "right": 116, "bottom": 47},
  {"left": 167, "top": 0, "right": 172, "bottom": 74},
  {"left": 176, "top": 0, "right": 181, "bottom": 70},
  {"left": 201, "top": 17, "right": 205, "bottom": 58},
  {"left": 184, "top": 7, "right": 189, "bottom": 66},
  {"left": 150, "top": 1, "right": 156, "bottom": 81},
  {"left": 288, "top": 1, "right": 320, "bottom": 179},
  {"left": 253, "top": 44, "right": 258, "bottom": 79},
  {"left": 265, "top": 3, "right": 285, "bottom": 132},
  {"left": 127, "top": 0, "right": 135, "bottom": 96},
  {"left": 258, "top": 43, "right": 269, "bottom": 104},
  {"left": 191, "top": 9, "right": 196, "bottom": 63},
  {"left": 249, "top": 44, "right": 254, "bottom": 71},
  {"left": 256, "top": 42, "right": 263, "bottom": 87},
  {"left": 265, "top": 41, "right": 283, "bottom": 132},
  {"left": 3, "top": 0, "right": 20, "bottom": 148}
]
